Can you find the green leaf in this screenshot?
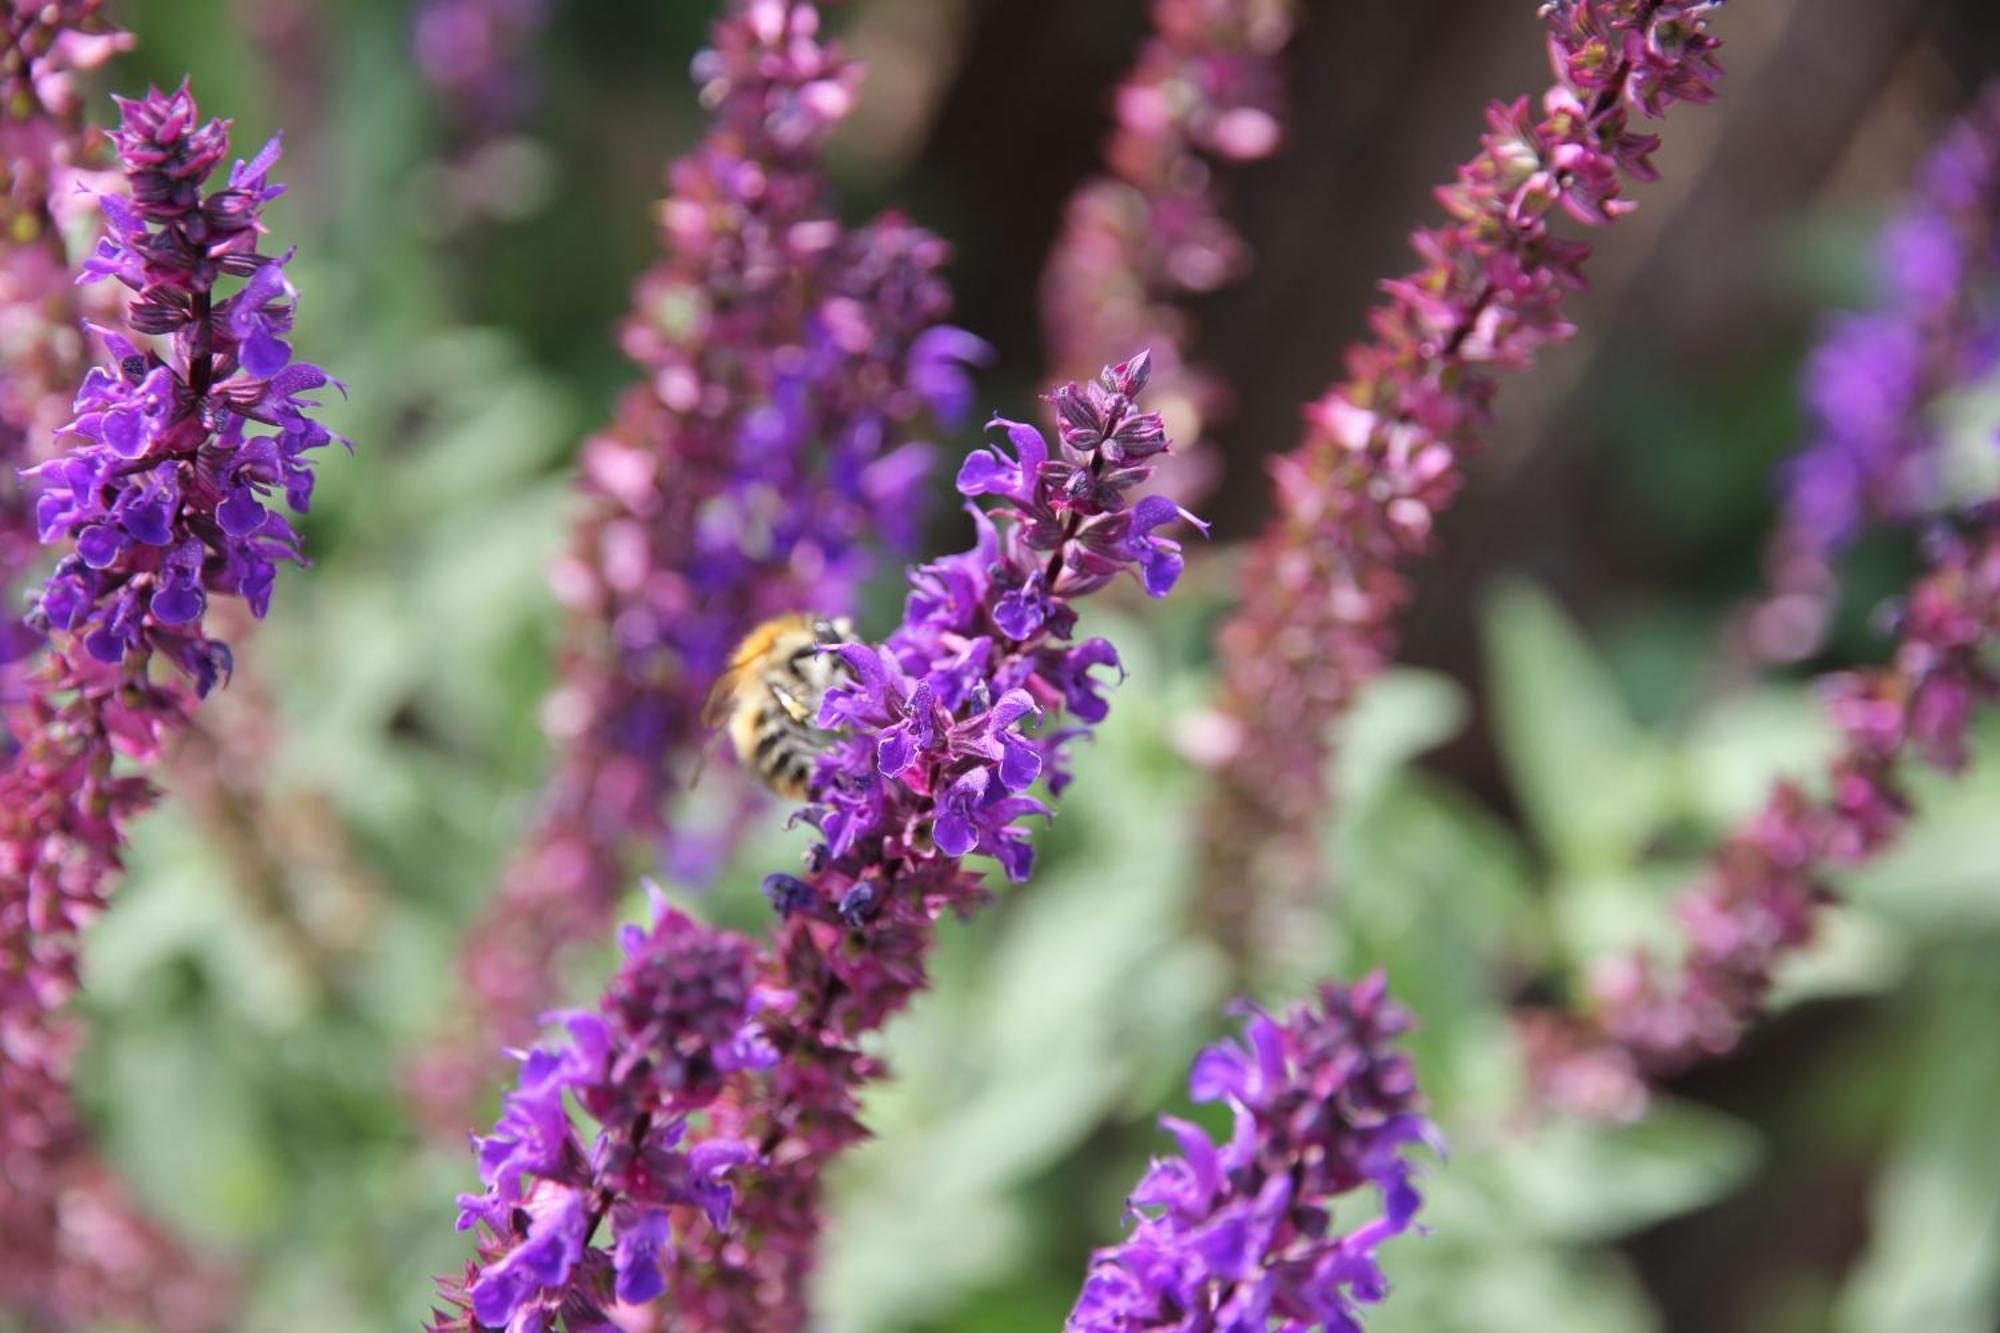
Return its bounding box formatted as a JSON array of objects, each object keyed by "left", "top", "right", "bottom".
[
  {"left": 1483, "top": 580, "right": 1671, "bottom": 872},
  {"left": 1680, "top": 687, "right": 1839, "bottom": 831},
  {"left": 1338, "top": 774, "right": 1536, "bottom": 1098},
  {"left": 1836, "top": 945, "right": 2000, "bottom": 1333},
  {"left": 1468, "top": 1098, "right": 1760, "bottom": 1243},
  {"left": 1337, "top": 668, "right": 1472, "bottom": 814},
  {"left": 1373, "top": 1241, "right": 1660, "bottom": 1333}
]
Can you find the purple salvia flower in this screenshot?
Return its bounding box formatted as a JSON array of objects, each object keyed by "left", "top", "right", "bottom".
[
  {"left": 21, "top": 80, "right": 344, "bottom": 692},
  {"left": 1068, "top": 975, "right": 1435, "bottom": 1333},
  {"left": 429, "top": 895, "right": 772, "bottom": 1331},
  {"left": 1040, "top": 0, "right": 1294, "bottom": 505},
  {"left": 1526, "top": 505, "right": 2000, "bottom": 1120},
  {"left": 1747, "top": 86, "right": 2000, "bottom": 662},
  {"left": 1194, "top": 0, "right": 1729, "bottom": 973},
  {"left": 649, "top": 356, "right": 1201, "bottom": 1328},
  {"left": 410, "top": 0, "right": 988, "bottom": 1133}
]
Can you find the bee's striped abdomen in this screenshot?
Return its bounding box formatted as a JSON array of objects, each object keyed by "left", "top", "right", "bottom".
[
  {"left": 749, "top": 666, "right": 827, "bottom": 797},
  {"left": 714, "top": 615, "right": 858, "bottom": 799}
]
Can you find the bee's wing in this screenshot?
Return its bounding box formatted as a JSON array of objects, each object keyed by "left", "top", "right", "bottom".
[
  {"left": 692, "top": 667, "right": 742, "bottom": 789},
  {"left": 686, "top": 727, "right": 726, "bottom": 789},
  {"left": 700, "top": 664, "right": 746, "bottom": 730}
]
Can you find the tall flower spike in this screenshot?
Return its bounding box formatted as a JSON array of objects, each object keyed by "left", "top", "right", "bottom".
[
  {"left": 411, "top": 0, "right": 988, "bottom": 1132},
  {"left": 1194, "top": 0, "right": 1729, "bottom": 971},
  {"left": 1039, "top": 0, "right": 1294, "bottom": 503},
  {"left": 437, "top": 357, "right": 1201, "bottom": 1328},
  {"left": 1746, "top": 84, "right": 2000, "bottom": 662},
  {"left": 25, "top": 81, "right": 343, "bottom": 689},
  {"left": 3, "top": 47, "right": 307, "bottom": 1333},
  {"left": 5, "top": 79, "right": 343, "bottom": 1023},
  {"left": 659, "top": 355, "right": 1199, "bottom": 1327},
  {"left": 1068, "top": 975, "right": 1434, "bottom": 1332},
  {"left": 1525, "top": 504, "right": 2000, "bottom": 1120}
]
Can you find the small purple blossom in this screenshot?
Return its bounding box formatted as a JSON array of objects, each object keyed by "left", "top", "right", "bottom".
[{"left": 1068, "top": 975, "right": 1435, "bottom": 1332}]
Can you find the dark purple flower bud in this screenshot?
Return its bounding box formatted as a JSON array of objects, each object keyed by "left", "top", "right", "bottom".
[
  {"left": 836, "top": 879, "right": 881, "bottom": 926},
  {"left": 763, "top": 872, "right": 814, "bottom": 916}
]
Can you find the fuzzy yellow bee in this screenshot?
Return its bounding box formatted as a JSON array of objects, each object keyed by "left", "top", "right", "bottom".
[{"left": 701, "top": 613, "right": 858, "bottom": 799}]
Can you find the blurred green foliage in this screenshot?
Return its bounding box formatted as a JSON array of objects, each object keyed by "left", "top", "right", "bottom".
[{"left": 20, "top": 2, "right": 2000, "bottom": 1331}]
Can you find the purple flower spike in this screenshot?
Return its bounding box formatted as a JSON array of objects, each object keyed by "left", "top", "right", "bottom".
[
  {"left": 2, "top": 19, "right": 295, "bottom": 1325},
  {"left": 800, "top": 354, "right": 1198, "bottom": 891},
  {"left": 20, "top": 82, "right": 344, "bottom": 693},
  {"left": 1521, "top": 89, "right": 2000, "bottom": 1125},
  {"left": 1067, "top": 976, "right": 1436, "bottom": 1332},
  {"left": 1198, "top": 0, "right": 1730, "bottom": 970},
  {"left": 1529, "top": 502, "right": 2000, "bottom": 1120},
  {"left": 641, "top": 357, "right": 1197, "bottom": 1327}
]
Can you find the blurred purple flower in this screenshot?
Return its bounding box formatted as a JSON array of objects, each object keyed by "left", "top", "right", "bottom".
[
  {"left": 1749, "top": 87, "right": 2000, "bottom": 662},
  {"left": 1196, "top": 0, "right": 1729, "bottom": 971},
  {"left": 1040, "top": 0, "right": 1296, "bottom": 507},
  {"left": 414, "top": 0, "right": 550, "bottom": 134},
  {"left": 0, "top": 0, "right": 130, "bottom": 670}
]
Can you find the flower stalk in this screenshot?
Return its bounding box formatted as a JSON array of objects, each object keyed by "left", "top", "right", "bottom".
[{"left": 1526, "top": 91, "right": 2000, "bottom": 1117}]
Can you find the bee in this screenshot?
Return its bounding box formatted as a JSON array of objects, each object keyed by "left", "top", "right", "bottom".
[{"left": 701, "top": 613, "right": 858, "bottom": 799}]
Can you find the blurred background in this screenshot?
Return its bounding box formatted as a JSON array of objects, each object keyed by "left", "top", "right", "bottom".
[{"left": 39, "top": 0, "right": 2000, "bottom": 1329}]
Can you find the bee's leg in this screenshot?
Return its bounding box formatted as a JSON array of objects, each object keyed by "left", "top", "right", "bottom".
[{"left": 769, "top": 680, "right": 814, "bottom": 725}]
